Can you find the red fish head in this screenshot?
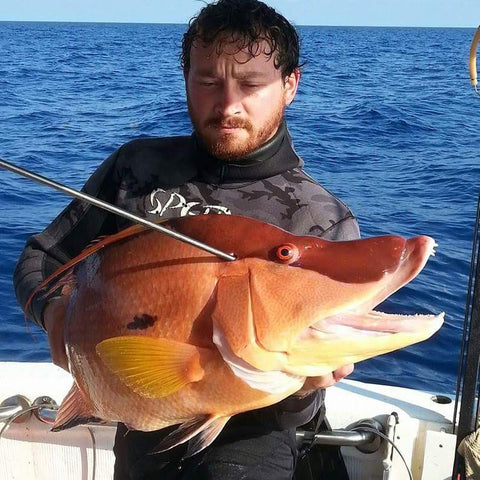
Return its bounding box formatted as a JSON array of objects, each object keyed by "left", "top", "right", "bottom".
[{"left": 171, "top": 214, "right": 444, "bottom": 376}]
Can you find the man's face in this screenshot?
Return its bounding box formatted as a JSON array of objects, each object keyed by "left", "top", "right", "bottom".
[{"left": 185, "top": 38, "right": 299, "bottom": 160}]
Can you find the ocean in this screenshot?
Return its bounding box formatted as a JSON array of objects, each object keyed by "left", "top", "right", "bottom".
[{"left": 0, "top": 22, "right": 478, "bottom": 396}]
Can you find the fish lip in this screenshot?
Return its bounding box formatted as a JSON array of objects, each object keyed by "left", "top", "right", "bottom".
[{"left": 308, "top": 310, "right": 445, "bottom": 335}]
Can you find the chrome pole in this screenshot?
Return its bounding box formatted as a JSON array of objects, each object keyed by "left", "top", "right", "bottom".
[{"left": 0, "top": 158, "right": 236, "bottom": 261}]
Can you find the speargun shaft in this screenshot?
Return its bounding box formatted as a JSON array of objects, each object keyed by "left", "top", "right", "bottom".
[{"left": 0, "top": 158, "right": 236, "bottom": 262}]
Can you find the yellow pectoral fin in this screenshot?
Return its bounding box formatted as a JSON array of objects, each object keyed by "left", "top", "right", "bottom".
[{"left": 96, "top": 336, "right": 205, "bottom": 398}]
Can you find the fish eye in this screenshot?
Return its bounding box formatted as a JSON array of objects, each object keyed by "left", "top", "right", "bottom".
[{"left": 275, "top": 243, "right": 300, "bottom": 264}]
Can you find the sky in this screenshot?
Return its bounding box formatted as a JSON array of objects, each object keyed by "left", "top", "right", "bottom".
[{"left": 2, "top": 0, "right": 479, "bottom": 28}]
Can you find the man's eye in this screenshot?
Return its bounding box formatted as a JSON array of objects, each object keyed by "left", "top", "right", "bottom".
[
  {"left": 243, "top": 83, "right": 260, "bottom": 88},
  {"left": 199, "top": 81, "right": 216, "bottom": 87}
]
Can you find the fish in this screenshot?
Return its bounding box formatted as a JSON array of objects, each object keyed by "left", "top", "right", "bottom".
[{"left": 27, "top": 213, "right": 444, "bottom": 457}]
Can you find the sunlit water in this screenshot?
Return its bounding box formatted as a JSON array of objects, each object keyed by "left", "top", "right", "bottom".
[{"left": 0, "top": 23, "right": 477, "bottom": 394}]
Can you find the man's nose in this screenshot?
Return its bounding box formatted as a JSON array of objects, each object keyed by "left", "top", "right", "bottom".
[{"left": 214, "top": 83, "right": 243, "bottom": 117}]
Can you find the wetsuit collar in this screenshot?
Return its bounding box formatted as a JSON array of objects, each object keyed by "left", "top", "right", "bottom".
[{"left": 194, "top": 121, "right": 302, "bottom": 184}]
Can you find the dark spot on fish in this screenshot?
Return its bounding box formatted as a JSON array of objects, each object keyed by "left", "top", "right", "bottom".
[{"left": 127, "top": 314, "right": 157, "bottom": 330}]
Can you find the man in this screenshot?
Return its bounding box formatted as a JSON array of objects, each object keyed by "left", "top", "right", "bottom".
[{"left": 14, "top": 0, "right": 359, "bottom": 478}]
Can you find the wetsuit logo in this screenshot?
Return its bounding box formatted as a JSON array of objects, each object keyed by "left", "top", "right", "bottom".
[{"left": 147, "top": 189, "right": 231, "bottom": 217}]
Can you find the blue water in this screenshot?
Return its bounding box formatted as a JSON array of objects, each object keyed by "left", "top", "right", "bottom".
[{"left": 0, "top": 23, "right": 478, "bottom": 395}]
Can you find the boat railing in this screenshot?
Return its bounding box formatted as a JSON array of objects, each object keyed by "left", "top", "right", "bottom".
[{"left": 0, "top": 394, "right": 384, "bottom": 452}]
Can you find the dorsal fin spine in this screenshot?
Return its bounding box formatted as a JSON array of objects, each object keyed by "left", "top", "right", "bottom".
[{"left": 24, "top": 223, "right": 153, "bottom": 318}]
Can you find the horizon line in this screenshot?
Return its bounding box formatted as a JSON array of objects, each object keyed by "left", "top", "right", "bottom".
[{"left": 0, "top": 19, "right": 476, "bottom": 29}]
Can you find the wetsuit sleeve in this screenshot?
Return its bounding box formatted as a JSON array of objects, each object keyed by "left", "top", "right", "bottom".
[
  {"left": 307, "top": 180, "right": 361, "bottom": 242},
  {"left": 282, "top": 169, "right": 361, "bottom": 242},
  {"left": 13, "top": 149, "right": 121, "bottom": 328}
]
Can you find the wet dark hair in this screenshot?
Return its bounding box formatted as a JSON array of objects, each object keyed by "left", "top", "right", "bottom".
[{"left": 181, "top": 0, "right": 300, "bottom": 78}]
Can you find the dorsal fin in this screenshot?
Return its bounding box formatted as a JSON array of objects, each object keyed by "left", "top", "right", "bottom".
[
  {"left": 41, "top": 269, "right": 75, "bottom": 299},
  {"left": 24, "top": 222, "right": 165, "bottom": 319}
]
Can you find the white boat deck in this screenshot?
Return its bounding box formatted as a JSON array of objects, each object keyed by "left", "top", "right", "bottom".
[{"left": 0, "top": 361, "right": 457, "bottom": 479}]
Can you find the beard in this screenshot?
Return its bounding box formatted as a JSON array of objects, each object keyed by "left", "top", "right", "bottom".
[{"left": 187, "top": 98, "right": 285, "bottom": 161}]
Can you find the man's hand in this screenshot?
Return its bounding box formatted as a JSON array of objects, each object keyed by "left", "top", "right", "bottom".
[
  {"left": 43, "top": 295, "right": 70, "bottom": 371},
  {"left": 294, "top": 364, "right": 354, "bottom": 397}
]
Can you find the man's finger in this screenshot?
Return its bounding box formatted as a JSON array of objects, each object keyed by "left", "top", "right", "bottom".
[{"left": 333, "top": 364, "right": 354, "bottom": 382}]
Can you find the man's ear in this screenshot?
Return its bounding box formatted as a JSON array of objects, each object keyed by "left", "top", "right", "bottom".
[{"left": 284, "top": 68, "right": 301, "bottom": 106}]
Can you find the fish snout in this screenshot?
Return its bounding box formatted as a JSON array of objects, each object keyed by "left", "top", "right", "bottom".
[{"left": 399, "top": 235, "right": 437, "bottom": 283}]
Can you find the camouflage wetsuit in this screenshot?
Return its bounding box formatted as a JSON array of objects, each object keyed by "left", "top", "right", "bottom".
[{"left": 14, "top": 122, "right": 359, "bottom": 480}]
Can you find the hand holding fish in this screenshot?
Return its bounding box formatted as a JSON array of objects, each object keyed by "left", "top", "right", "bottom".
[
  {"left": 295, "top": 364, "right": 355, "bottom": 397},
  {"left": 28, "top": 214, "right": 443, "bottom": 457}
]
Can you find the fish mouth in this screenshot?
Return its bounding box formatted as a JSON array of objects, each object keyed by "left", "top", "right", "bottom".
[
  {"left": 304, "top": 235, "right": 444, "bottom": 339},
  {"left": 307, "top": 310, "right": 445, "bottom": 338},
  {"left": 286, "top": 309, "right": 444, "bottom": 377}
]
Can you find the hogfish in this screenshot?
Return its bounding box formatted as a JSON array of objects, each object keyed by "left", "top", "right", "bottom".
[{"left": 28, "top": 214, "right": 444, "bottom": 456}]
